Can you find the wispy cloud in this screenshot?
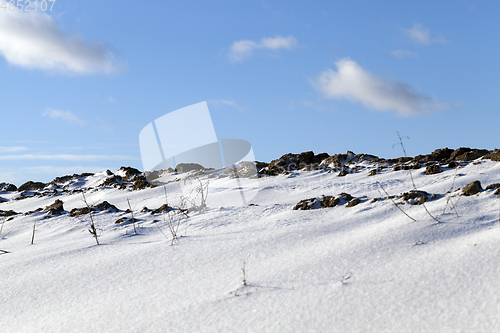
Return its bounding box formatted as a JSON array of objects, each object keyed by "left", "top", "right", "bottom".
[
  {"left": 391, "top": 50, "right": 418, "bottom": 59},
  {"left": 312, "top": 58, "right": 448, "bottom": 116},
  {"left": 0, "top": 146, "right": 28, "bottom": 153},
  {"left": 404, "top": 24, "right": 448, "bottom": 45},
  {"left": 0, "top": 154, "right": 136, "bottom": 161},
  {"left": 228, "top": 36, "right": 297, "bottom": 62},
  {"left": 108, "top": 95, "right": 116, "bottom": 104},
  {"left": 42, "top": 108, "right": 85, "bottom": 124},
  {"left": 0, "top": 10, "right": 125, "bottom": 74},
  {"left": 208, "top": 99, "right": 244, "bottom": 111}
]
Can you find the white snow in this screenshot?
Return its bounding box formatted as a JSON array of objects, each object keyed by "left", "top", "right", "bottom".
[{"left": 1, "top": 159, "right": 500, "bottom": 332}]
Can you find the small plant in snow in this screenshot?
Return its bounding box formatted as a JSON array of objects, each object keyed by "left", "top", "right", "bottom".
[
  {"left": 31, "top": 220, "right": 36, "bottom": 245},
  {"left": 341, "top": 272, "right": 352, "bottom": 285},
  {"left": 183, "top": 175, "right": 209, "bottom": 212},
  {"left": 241, "top": 260, "right": 247, "bottom": 286},
  {"left": 82, "top": 192, "right": 99, "bottom": 245},
  {"left": 0, "top": 214, "right": 5, "bottom": 237},
  {"left": 127, "top": 198, "right": 137, "bottom": 234}
]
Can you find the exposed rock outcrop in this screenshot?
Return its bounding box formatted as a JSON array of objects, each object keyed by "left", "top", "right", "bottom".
[
  {"left": 0, "top": 183, "right": 17, "bottom": 192},
  {"left": 462, "top": 181, "right": 482, "bottom": 196},
  {"left": 18, "top": 181, "right": 46, "bottom": 192},
  {"left": 44, "top": 199, "right": 64, "bottom": 215}
]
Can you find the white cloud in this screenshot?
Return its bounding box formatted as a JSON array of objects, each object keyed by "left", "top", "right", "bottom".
[
  {"left": 391, "top": 50, "right": 418, "bottom": 59},
  {"left": 208, "top": 99, "right": 244, "bottom": 111},
  {"left": 108, "top": 95, "right": 116, "bottom": 104},
  {"left": 404, "top": 24, "right": 448, "bottom": 45},
  {"left": 0, "top": 146, "right": 28, "bottom": 153},
  {"left": 228, "top": 36, "right": 297, "bottom": 62},
  {"left": 313, "top": 58, "right": 448, "bottom": 116},
  {"left": 42, "top": 108, "right": 85, "bottom": 124},
  {"left": 0, "top": 154, "right": 135, "bottom": 161},
  {"left": 0, "top": 10, "right": 124, "bottom": 74}
]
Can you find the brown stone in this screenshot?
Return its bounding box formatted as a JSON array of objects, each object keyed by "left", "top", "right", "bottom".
[
  {"left": 425, "top": 165, "right": 442, "bottom": 175},
  {"left": 462, "top": 181, "right": 482, "bottom": 196},
  {"left": 44, "top": 199, "right": 64, "bottom": 215},
  {"left": 346, "top": 198, "right": 361, "bottom": 207}
]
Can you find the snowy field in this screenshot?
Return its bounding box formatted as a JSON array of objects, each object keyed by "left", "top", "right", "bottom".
[{"left": 1, "top": 158, "right": 500, "bottom": 332}]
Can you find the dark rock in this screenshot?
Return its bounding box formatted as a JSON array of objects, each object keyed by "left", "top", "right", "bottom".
[
  {"left": 115, "top": 217, "right": 128, "bottom": 224},
  {"left": 346, "top": 198, "right": 361, "bottom": 207},
  {"left": 429, "top": 148, "right": 454, "bottom": 161},
  {"left": 141, "top": 206, "right": 150, "bottom": 213},
  {"left": 384, "top": 156, "right": 412, "bottom": 164},
  {"left": 293, "top": 195, "right": 340, "bottom": 210},
  {"left": 117, "top": 166, "right": 142, "bottom": 180},
  {"left": 338, "top": 169, "right": 349, "bottom": 177},
  {"left": 462, "top": 181, "right": 482, "bottom": 196},
  {"left": 44, "top": 199, "right": 64, "bottom": 215},
  {"left": 482, "top": 150, "right": 500, "bottom": 161},
  {"left": 413, "top": 148, "right": 454, "bottom": 163},
  {"left": 370, "top": 198, "right": 378, "bottom": 203},
  {"left": 450, "top": 147, "right": 471, "bottom": 160},
  {"left": 322, "top": 196, "right": 340, "bottom": 208},
  {"left": 255, "top": 161, "right": 269, "bottom": 171},
  {"left": 15, "top": 192, "right": 36, "bottom": 201},
  {"left": 402, "top": 190, "right": 430, "bottom": 205},
  {"left": 293, "top": 198, "right": 320, "bottom": 210},
  {"left": 101, "top": 175, "right": 124, "bottom": 187},
  {"left": 425, "top": 165, "right": 442, "bottom": 175},
  {"left": 451, "top": 148, "right": 489, "bottom": 161},
  {"left": 69, "top": 200, "right": 119, "bottom": 217},
  {"left": 18, "top": 181, "right": 46, "bottom": 192},
  {"left": 24, "top": 208, "right": 43, "bottom": 216},
  {"left": 261, "top": 151, "right": 332, "bottom": 176},
  {"left": 151, "top": 204, "right": 174, "bottom": 214},
  {"left": 447, "top": 161, "right": 458, "bottom": 168},
  {"left": 338, "top": 193, "right": 353, "bottom": 201},
  {"left": 69, "top": 207, "right": 92, "bottom": 217},
  {"left": 368, "top": 169, "right": 377, "bottom": 176},
  {"left": 94, "top": 201, "right": 119, "bottom": 213},
  {"left": 486, "top": 183, "right": 500, "bottom": 190},
  {"left": 0, "top": 183, "right": 17, "bottom": 192},
  {"left": 175, "top": 163, "right": 205, "bottom": 173},
  {"left": 0, "top": 209, "right": 18, "bottom": 217},
  {"left": 51, "top": 173, "right": 94, "bottom": 185},
  {"left": 322, "top": 152, "right": 354, "bottom": 169},
  {"left": 494, "top": 188, "right": 500, "bottom": 196}
]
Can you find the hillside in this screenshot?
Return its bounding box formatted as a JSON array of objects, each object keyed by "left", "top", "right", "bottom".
[{"left": 1, "top": 148, "right": 500, "bottom": 332}]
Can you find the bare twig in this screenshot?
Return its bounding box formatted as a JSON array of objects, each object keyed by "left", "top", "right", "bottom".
[
  {"left": 442, "top": 166, "right": 460, "bottom": 217},
  {"left": 241, "top": 261, "right": 247, "bottom": 286},
  {"left": 395, "top": 132, "right": 440, "bottom": 223},
  {"left": 0, "top": 249, "right": 9, "bottom": 254},
  {"left": 164, "top": 186, "right": 168, "bottom": 206},
  {"left": 153, "top": 220, "right": 169, "bottom": 240},
  {"left": 0, "top": 215, "right": 5, "bottom": 236},
  {"left": 341, "top": 272, "right": 352, "bottom": 284},
  {"left": 82, "top": 192, "right": 99, "bottom": 245},
  {"left": 127, "top": 199, "right": 137, "bottom": 234},
  {"left": 31, "top": 221, "right": 36, "bottom": 245},
  {"left": 166, "top": 211, "right": 181, "bottom": 245},
  {"left": 376, "top": 182, "right": 416, "bottom": 222}
]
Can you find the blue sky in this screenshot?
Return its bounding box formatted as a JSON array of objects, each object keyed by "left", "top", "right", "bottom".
[{"left": 1, "top": 0, "right": 499, "bottom": 185}]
